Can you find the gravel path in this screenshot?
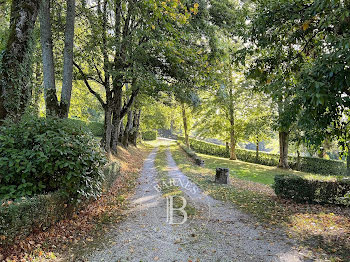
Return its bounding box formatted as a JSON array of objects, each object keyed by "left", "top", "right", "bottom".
[{"left": 86, "top": 147, "right": 309, "bottom": 262}]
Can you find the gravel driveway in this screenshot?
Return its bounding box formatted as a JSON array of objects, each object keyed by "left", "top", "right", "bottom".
[{"left": 86, "top": 147, "right": 309, "bottom": 262}]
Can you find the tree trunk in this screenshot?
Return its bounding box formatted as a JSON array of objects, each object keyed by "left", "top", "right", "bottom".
[
  {"left": 296, "top": 149, "right": 301, "bottom": 170},
  {"left": 229, "top": 86, "right": 236, "bottom": 160},
  {"left": 278, "top": 131, "right": 289, "bottom": 169},
  {"left": 60, "top": 0, "right": 76, "bottom": 118},
  {"left": 130, "top": 109, "right": 141, "bottom": 146},
  {"left": 40, "top": 0, "right": 59, "bottom": 116},
  {"left": 230, "top": 134, "right": 237, "bottom": 160},
  {"left": 103, "top": 106, "right": 112, "bottom": 153},
  {"left": 33, "top": 60, "right": 43, "bottom": 114},
  {"left": 111, "top": 84, "right": 123, "bottom": 153},
  {"left": 118, "top": 120, "right": 124, "bottom": 143},
  {"left": 122, "top": 108, "right": 133, "bottom": 147},
  {"left": 256, "top": 136, "right": 259, "bottom": 161},
  {"left": 181, "top": 103, "right": 190, "bottom": 148},
  {"left": 0, "top": 0, "right": 41, "bottom": 120},
  {"left": 347, "top": 144, "right": 350, "bottom": 176}
]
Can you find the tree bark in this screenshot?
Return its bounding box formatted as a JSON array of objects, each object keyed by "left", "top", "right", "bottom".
[
  {"left": 347, "top": 144, "right": 350, "bottom": 176},
  {"left": 40, "top": 0, "right": 59, "bottom": 116},
  {"left": 118, "top": 120, "right": 124, "bottom": 143},
  {"left": 130, "top": 109, "right": 141, "bottom": 146},
  {"left": 181, "top": 103, "right": 190, "bottom": 148},
  {"left": 229, "top": 85, "right": 237, "bottom": 160},
  {"left": 60, "top": 0, "right": 76, "bottom": 118},
  {"left": 103, "top": 105, "right": 112, "bottom": 153},
  {"left": 256, "top": 136, "right": 259, "bottom": 161},
  {"left": 122, "top": 108, "right": 133, "bottom": 147},
  {"left": 278, "top": 131, "right": 290, "bottom": 169},
  {"left": 111, "top": 83, "right": 123, "bottom": 153},
  {"left": 0, "top": 0, "right": 41, "bottom": 120}
]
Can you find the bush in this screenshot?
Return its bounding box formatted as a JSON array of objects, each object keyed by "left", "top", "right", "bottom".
[
  {"left": 0, "top": 192, "right": 70, "bottom": 244},
  {"left": 87, "top": 121, "right": 104, "bottom": 137},
  {"left": 66, "top": 118, "right": 104, "bottom": 137},
  {"left": 274, "top": 174, "right": 350, "bottom": 204},
  {"left": 0, "top": 159, "right": 121, "bottom": 245},
  {"left": 142, "top": 130, "right": 157, "bottom": 141},
  {"left": 0, "top": 116, "right": 107, "bottom": 200},
  {"left": 179, "top": 137, "right": 347, "bottom": 176}
]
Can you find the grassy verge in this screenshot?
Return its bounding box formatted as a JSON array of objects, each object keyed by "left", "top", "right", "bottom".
[
  {"left": 154, "top": 146, "right": 196, "bottom": 217},
  {"left": 194, "top": 149, "right": 337, "bottom": 186},
  {"left": 170, "top": 144, "right": 350, "bottom": 261}
]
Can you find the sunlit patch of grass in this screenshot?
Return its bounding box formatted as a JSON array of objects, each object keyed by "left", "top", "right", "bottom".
[
  {"left": 195, "top": 152, "right": 338, "bottom": 186},
  {"left": 170, "top": 144, "right": 350, "bottom": 261}
]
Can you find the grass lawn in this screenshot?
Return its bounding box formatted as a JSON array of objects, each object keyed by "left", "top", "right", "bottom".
[
  {"left": 197, "top": 153, "right": 337, "bottom": 186},
  {"left": 169, "top": 143, "right": 350, "bottom": 262}
]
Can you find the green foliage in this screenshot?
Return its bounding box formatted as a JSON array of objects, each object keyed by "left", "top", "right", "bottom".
[
  {"left": 0, "top": 116, "right": 106, "bottom": 200},
  {"left": 87, "top": 121, "right": 104, "bottom": 137},
  {"left": 180, "top": 137, "right": 347, "bottom": 176},
  {"left": 0, "top": 158, "right": 120, "bottom": 245},
  {"left": 0, "top": 192, "right": 70, "bottom": 244},
  {"left": 274, "top": 175, "right": 350, "bottom": 205},
  {"left": 243, "top": 0, "right": 350, "bottom": 150},
  {"left": 65, "top": 118, "right": 104, "bottom": 137},
  {"left": 142, "top": 130, "right": 157, "bottom": 141}
]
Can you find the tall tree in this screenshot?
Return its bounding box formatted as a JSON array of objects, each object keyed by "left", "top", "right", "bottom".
[
  {"left": 0, "top": 0, "right": 41, "bottom": 120},
  {"left": 74, "top": 0, "right": 204, "bottom": 154},
  {"left": 40, "top": 0, "right": 76, "bottom": 117}
]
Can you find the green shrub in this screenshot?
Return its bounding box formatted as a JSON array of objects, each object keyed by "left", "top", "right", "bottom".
[
  {"left": 142, "top": 130, "right": 157, "bottom": 141},
  {"left": 292, "top": 157, "right": 346, "bottom": 176},
  {"left": 0, "top": 160, "right": 121, "bottom": 245},
  {"left": 273, "top": 174, "right": 350, "bottom": 204},
  {"left": 0, "top": 192, "right": 70, "bottom": 244},
  {"left": 87, "top": 121, "right": 104, "bottom": 137},
  {"left": 66, "top": 118, "right": 104, "bottom": 137},
  {"left": 179, "top": 137, "right": 347, "bottom": 176},
  {"left": 0, "top": 116, "right": 107, "bottom": 200}
]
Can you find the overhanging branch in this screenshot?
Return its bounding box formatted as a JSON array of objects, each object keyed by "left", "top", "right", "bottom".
[{"left": 73, "top": 61, "right": 106, "bottom": 108}]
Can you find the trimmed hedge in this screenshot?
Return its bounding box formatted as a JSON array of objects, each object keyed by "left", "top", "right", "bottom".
[
  {"left": 142, "top": 130, "right": 157, "bottom": 141},
  {"left": 0, "top": 192, "right": 70, "bottom": 245},
  {"left": 179, "top": 137, "right": 347, "bottom": 176},
  {"left": 274, "top": 174, "right": 350, "bottom": 205},
  {"left": 0, "top": 160, "right": 120, "bottom": 245},
  {"left": 177, "top": 142, "right": 204, "bottom": 166}
]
